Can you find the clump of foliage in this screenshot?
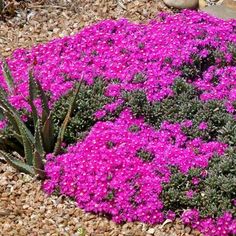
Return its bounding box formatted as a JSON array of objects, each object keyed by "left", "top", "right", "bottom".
[
  {"left": 136, "top": 148, "right": 155, "bottom": 162},
  {"left": 0, "top": 59, "right": 81, "bottom": 178},
  {"left": 125, "top": 78, "right": 236, "bottom": 145},
  {"left": 52, "top": 78, "right": 112, "bottom": 143},
  {"left": 161, "top": 148, "right": 236, "bottom": 218}
]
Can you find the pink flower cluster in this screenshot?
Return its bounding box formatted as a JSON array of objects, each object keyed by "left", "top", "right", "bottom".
[
  {"left": 195, "top": 66, "right": 236, "bottom": 113},
  {"left": 0, "top": 10, "right": 236, "bottom": 112},
  {"left": 182, "top": 210, "right": 236, "bottom": 236},
  {"left": 44, "top": 109, "right": 226, "bottom": 225}
]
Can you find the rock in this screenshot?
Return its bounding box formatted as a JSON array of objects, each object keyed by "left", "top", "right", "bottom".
[
  {"left": 199, "top": 0, "right": 224, "bottom": 9},
  {"left": 223, "top": 0, "right": 236, "bottom": 9},
  {"left": 185, "top": 226, "right": 192, "bottom": 234},
  {"left": 147, "top": 228, "right": 155, "bottom": 234},
  {"left": 201, "top": 5, "right": 236, "bottom": 19},
  {"left": 19, "top": 228, "right": 28, "bottom": 236},
  {"left": 163, "top": 0, "right": 198, "bottom": 9}
]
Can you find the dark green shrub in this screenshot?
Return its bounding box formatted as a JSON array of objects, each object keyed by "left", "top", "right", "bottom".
[
  {"left": 124, "top": 79, "right": 236, "bottom": 145},
  {"left": 161, "top": 148, "right": 236, "bottom": 218},
  {"left": 136, "top": 148, "right": 155, "bottom": 162},
  {"left": 52, "top": 78, "right": 112, "bottom": 143},
  {"left": 123, "top": 77, "right": 236, "bottom": 218},
  {"left": 0, "top": 61, "right": 81, "bottom": 178}
]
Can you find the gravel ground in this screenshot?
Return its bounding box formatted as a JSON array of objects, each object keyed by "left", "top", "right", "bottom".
[
  {"left": 0, "top": 0, "right": 171, "bottom": 57},
  {"left": 0, "top": 1, "right": 202, "bottom": 235},
  {"left": 0, "top": 164, "right": 202, "bottom": 236}
]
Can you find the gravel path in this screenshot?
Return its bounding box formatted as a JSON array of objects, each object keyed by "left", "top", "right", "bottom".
[
  {"left": 0, "top": 1, "right": 202, "bottom": 235},
  {"left": 0, "top": 164, "right": 201, "bottom": 236}
]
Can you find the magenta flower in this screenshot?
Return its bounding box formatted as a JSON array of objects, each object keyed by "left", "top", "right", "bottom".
[
  {"left": 191, "top": 177, "right": 200, "bottom": 185},
  {"left": 199, "top": 122, "right": 208, "bottom": 131},
  {"left": 181, "top": 120, "right": 193, "bottom": 128},
  {"left": 0, "top": 119, "right": 7, "bottom": 130},
  {"left": 94, "top": 109, "right": 106, "bottom": 119},
  {"left": 186, "top": 190, "right": 195, "bottom": 199}
]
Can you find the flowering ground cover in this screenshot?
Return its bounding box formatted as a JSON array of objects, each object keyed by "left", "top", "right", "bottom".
[{"left": 0, "top": 10, "right": 236, "bottom": 236}]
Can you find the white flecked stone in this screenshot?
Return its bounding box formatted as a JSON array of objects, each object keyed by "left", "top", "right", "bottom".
[
  {"left": 147, "top": 228, "right": 156, "bottom": 234},
  {"left": 163, "top": 0, "right": 198, "bottom": 9}
]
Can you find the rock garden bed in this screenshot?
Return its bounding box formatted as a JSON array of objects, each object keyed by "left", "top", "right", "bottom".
[{"left": 0, "top": 1, "right": 235, "bottom": 236}]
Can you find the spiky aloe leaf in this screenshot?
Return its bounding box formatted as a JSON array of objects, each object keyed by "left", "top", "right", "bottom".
[
  {"left": 0, "top": 95, "right": 35, "bottom": 165},
  {"left": 19, "top": 126, "right": 34, "bottom": 166},
  {"left": 34, "top": 119, "right": 44, "bottom": 156},
  {"left": 0, "top": 107, "right": 4, "bottom": 120},
  {"left": 35, "top": 78, "right": 50, "bottom": 122},
  {"left": 0, "top": 92, "right": 34, "bottom": 142},
  {"left": 1, "top": 109, "right": 21, "bottom": 139},
  {"left": 0, "top": 84, "right": 9, "bottom": 99},
  {"left": 10, "top": 131, "right": 23, "bottom": 145},
  {"left": 1, "top": 58, "right": 15, "bottom": 93},
  {"left": 54, "top": 81, "right": 82, "bottom": 155},
  {"left": 42, "top": 112, "right": 54, "bottom": 153},
  {"left": 0, "top": 88, "right": 21, "bottom": 139},
  {"left": 0, "top": 134, "right": 23, "bottom": 154},
  {"left": 33, "top": 150, "right": 45, "bottom": 179},
  {"left": 28, "top": 70, "right": 38, "bottom": 127},
  {"left": 0, "top": 150, "right": 35, "bottom": 175},
  {"left": 0, "top": 89, "right": 34, "bottom": 142}
]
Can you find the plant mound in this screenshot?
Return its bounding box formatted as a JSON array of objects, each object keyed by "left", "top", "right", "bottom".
[
  {"left": 44, "top": 109, "right": 226, "bottom": 224},
  {"left": 0, "top": 10, "right": 236, "bottom": 236}
]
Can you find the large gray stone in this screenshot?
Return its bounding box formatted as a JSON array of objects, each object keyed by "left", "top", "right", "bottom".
[
  {"left": 201, "top": 5, "right": 236, "bottom": 19},
  {"left": 163, "top": 0, "right": 198, "bottom": 9}
]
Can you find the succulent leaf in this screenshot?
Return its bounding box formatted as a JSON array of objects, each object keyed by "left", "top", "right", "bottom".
[
  {"left": 28, "top": 70, "right": 39, "bottom": 127},
  {"left": 1, "top": 109, "right": 21, "bottom": 140},
  {"left": 35, "top": 78, "right": 50, "bottom": 118},
  {"left": 0, "top": 96, "right": 34, "bottom": 142},
  {"left": 34, "top": 119, "right": 44, "bottom": 156},
  {"left": 0, "top": 150, "right": 35, "bottom": 175},
  {"left": 42, "top": 112, "right": 55, "bottom": 153},
  {"left": 54, "top": 81, "right": 82, "bottom": 155},
  {"left": 33, "top": 150, "right": 45, "bottom": 179},
  {"left": 1, "top": 58, "right": 15, "bottom": 93}
]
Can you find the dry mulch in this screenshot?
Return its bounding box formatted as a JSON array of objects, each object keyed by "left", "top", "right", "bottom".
[
  {"left": 0, "top": 0, "right": 172, "bottom": 57},
  {"left": 0, "top": 164, "right": 202, "bottom": 236},
  {"left": 0, "top": 1, "right": 202, "bottom": 235}
]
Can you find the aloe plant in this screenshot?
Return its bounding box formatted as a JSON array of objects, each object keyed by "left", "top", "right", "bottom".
[
  {"left": 0, "top": 1, "right": 4, "bottom": 15},
  {"left": 0, "top": 58, "right": 82, "bottom": 179}
]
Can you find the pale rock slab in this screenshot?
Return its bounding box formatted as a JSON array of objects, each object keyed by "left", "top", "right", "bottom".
[
  {"left": 163, "top": 0, "right": 198, "bottom": 9},
  {"left": 202, "top": 0, "right": 236, "bottom": 20}
]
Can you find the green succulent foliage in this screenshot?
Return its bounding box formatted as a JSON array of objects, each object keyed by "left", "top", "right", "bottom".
[
  {"left": 161, "top": 149, "right": 236, "bottom": 218},
  {"left": 124, "top": 78, "right": 236, "bottom": 144},
  {"left": 136, "top": 148, "right": 155, "bottom": 162},
  {"left": 104, "top": 189, "right": 116, "bottom": 201},
  {"left": 0, "top": 1, "right": 3, "bottom": 14},
  {"left": 0, "top": 59, "right": 81, "bottom": 178},
  {"left": 128, "top": 124, "right": 141, "bottom": 133},
  {"left": 124, "top": 75, "right": 236, "bottom": 218},
  {"left": 181, "top": 46, "right": 229, "bottom": 80},
  {"left": 218, "top": 120, "right": 236, "bottom": 146},
  {"left": 52, "top": 78, "right": 113, "bottom": 144},
  {"left": 160, "top": 167, "right": 200, "bottom": 214},
  {"left": 228, "top": 43, "right": 236, "bottom": 65}
]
